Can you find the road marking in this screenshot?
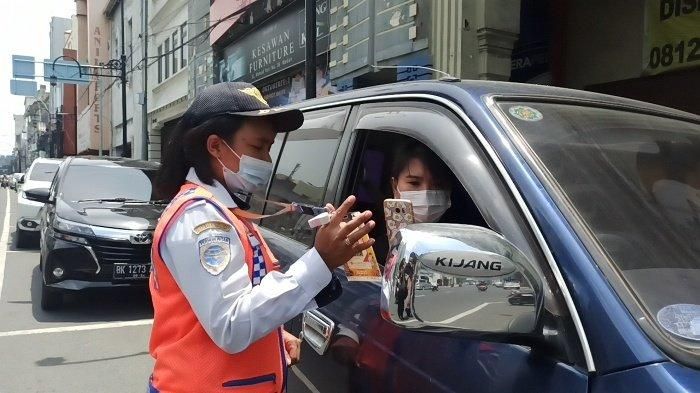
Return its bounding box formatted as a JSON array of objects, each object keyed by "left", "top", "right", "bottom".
[
  {"left": 439, "top": 302, "right": 496, "bottom": 324},
  {"left": 415, "top": 294, "right": 426, "bottom": 297},
  {"left": 0, "top": 189, "right": 11, "bottom": 301},
  {"left": 0, "top": 319, "right": 154, "bottom": 338},
  {"left": 290, "top": 365, "right": 321, "bottom": 393}
]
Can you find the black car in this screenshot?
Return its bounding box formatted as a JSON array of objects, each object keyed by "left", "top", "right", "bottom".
[
  {"left": 24, "top": 157, "right": 165, "bottom": 310},
  {"left": 507, "top": 290, "right": 536, "bottom": 306}
]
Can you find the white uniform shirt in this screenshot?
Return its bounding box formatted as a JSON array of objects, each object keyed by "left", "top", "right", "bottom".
[{"left": 159, "top": 168, "right": 332, "bottom": 354}]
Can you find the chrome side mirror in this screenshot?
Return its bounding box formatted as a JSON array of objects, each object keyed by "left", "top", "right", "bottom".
[{"left": 381, "top": 224, "right": 543, "bottom": 339}]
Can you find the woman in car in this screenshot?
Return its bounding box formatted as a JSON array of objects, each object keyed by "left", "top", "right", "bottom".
[
  {"left": 390, "top": 141, "right": 453, "bottom": 224},
  {"left": 148, "top": 81, "right": 375, "bottom": 393}
]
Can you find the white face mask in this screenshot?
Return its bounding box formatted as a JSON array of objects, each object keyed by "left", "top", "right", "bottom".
[
  {"left": 218, "top": 142, "right": 273, "bottom": 194},
  {"left": 398, "top": 188, "right": 451, "bottom": 223}
]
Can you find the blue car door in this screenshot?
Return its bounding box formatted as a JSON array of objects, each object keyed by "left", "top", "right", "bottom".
[{"left": 288, "top": 99, "right": 590, "bottom": 392}]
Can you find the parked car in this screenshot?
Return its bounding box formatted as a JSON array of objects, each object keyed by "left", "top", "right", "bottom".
[
  {"left": 9, "top": 172, "right": 23, "bottom": 190},
  {"left": 15, "top": 158, "right": 62, "bottom": 248},
  {"left": 245, "top": 80, "right": 699, "bottom": 392},
  {"left": 416, "top": 280, "right": 437, "bottom": 291},
  {"left": 493, "top": 279, "right": 504, "bottom": 287},
  {"left": 25, "top": 156, "right": 165, "bottom": 310}
]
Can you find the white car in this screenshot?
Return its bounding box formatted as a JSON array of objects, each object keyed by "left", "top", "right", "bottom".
[
  {"left": 503, "top": 281, "right": 521, "bottom": 290},
  {"left": 16, "top": 158, "right": 62, "bottom": 247}
]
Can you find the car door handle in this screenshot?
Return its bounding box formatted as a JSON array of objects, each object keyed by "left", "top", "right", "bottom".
[{"left": 301, "top": 309, "right": 335, "bottom": 356}]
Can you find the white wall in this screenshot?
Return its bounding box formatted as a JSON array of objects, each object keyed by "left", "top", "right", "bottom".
[{"left": 564, "top": 0, "right": 645, "bottom": 89}]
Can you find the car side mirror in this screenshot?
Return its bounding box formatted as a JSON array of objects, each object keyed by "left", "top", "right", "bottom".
[
  {"left": 24, "top": 188, "right": 51, "bottom": 204},
  {"left": 381, "top": 224, "right": 543, "bottom": 341},
  {"left": 19, "top": 175, "right": 25, "bottom": 184}
]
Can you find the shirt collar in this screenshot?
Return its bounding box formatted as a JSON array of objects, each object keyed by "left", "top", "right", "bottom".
[{"left": 185, "top": 167, "right": 238, "bottom": 209}]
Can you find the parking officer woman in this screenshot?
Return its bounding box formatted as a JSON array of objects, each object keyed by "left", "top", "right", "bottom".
[{"left": 149, "top": 82, "right": 376, "bottom": 393}]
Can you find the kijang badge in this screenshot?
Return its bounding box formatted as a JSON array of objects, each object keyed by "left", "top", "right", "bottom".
[{"left": 199, "top": 236, "right": 231, "bottom": 275}]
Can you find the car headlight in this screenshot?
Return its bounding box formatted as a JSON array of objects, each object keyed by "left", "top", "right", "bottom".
[{"left": 53, "top": 217, "right": 94, "bottom": 244}]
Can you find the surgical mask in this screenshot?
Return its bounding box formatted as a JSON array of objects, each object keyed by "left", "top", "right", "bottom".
[
  {"left": 218, "top": 142, "right": 273, "bottom": 194},
  {"left": 398, "top": 188, "right": 451, "bottom": 223}
]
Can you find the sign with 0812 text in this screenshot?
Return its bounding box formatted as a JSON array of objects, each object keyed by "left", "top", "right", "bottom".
[{"left": 643, "top": 0, "right": 700, "bottom": 75}]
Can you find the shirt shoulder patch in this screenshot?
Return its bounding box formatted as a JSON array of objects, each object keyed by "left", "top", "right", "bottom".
[
  {"left": 193, "top": 220, "right": 232, "bottom": 235},
  {"left": 198, "top": 235, "right": 231, "bottom": 275}
]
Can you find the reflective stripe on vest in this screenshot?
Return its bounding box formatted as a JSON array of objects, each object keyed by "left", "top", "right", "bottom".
[{"left": 149, "top": 183, "right": 286, "bottom": 393}]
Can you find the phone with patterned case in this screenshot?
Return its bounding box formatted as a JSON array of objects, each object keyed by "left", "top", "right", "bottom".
[{"left": 383, "top": 199, "right": 415, "bottom": 241}]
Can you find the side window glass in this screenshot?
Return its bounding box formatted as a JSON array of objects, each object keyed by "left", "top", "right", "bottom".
[
  {"left": 261, "top": 108, "right": 348, "bottom": 246},
  {"left": 249, "top": 132, "right": 285, "bottom": 213}
]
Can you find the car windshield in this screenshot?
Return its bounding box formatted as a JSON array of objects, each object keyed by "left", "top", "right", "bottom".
[
  {"left": 496, "top": 101, "right": 700, "bottom": 349},
  {"left": 61, "top": 164, "right": 158, "bottom": 202},
  {"left": 29, "top": 162, "right": 59, "bottom": 181}
]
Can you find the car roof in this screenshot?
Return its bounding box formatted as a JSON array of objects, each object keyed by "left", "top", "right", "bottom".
[
  {"left": 287, "top": 80, "right": 698, "bottom": 120},
  {"left": 30, "top": 158, "right": 63, "bottom": 166},
  {"left": 65, "top": 156, "right": 160, "bottom": 170}
]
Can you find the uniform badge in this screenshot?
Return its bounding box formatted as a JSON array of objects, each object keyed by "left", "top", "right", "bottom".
[
  {"left": 193, "top": 220, "right": 232, "bottom": 235},
  {"left": 238, "top": 87, "right": 268, "bottom": 105},
  {"left": 198, "top": 236, "right": 231, "bottom": 275}
]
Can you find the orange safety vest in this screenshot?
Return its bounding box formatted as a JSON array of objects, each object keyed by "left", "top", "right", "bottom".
[{"left": 149, "top": 183, "right": 286, "bottom": 393}]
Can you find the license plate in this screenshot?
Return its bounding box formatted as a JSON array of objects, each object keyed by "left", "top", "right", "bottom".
[{"left": 113, "top": 263, "right": 149, "bottom": 280}]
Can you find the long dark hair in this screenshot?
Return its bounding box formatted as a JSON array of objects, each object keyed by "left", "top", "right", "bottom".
[{"left": 156, "top": 115, "right": 244, "bottom": 199}]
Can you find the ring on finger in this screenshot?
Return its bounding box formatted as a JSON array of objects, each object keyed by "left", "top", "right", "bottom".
[{"left": 344, "top": 238, "right": 352, "bottom": 247}]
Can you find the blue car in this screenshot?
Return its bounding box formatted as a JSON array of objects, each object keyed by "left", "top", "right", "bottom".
[{"left": 252, "top": 80, "right": 700, "bottom": 392}]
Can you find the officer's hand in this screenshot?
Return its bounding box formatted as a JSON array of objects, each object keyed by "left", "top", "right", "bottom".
[
  {"left": 315, "top": 195, "right": 375, "bottom": 270},
  {"left": 283, "top": 330, "right": 301, "bottom": 366}
]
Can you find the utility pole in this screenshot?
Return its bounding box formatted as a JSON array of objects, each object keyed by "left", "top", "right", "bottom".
[
  {"left": 305, "top": 0, "right": 316, "bottom": 99},
  {"left": 120, "top": 0, "right": 128, "bottom": 157},
  {"left": 141, "top": 0, "right": 149, "bottom": 161}
]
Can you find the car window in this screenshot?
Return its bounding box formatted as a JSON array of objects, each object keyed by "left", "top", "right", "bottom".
[
  {"left": 260, "top": 107, "right": 348, "bottom": 246},
  {"left": 29, "top": 162, "right": 60, "bottom": 182},
  {"left": 60, "top": 165, "right": 158, "bottom": 201},
  {"left": 344, "top": 131, "right": 488, "bottom": 263}
]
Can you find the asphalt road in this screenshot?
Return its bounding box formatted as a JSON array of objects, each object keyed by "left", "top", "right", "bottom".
[
  {"left": 0, "top": 188, "right": 315, "bottom": 393},
  {"left": 413, "top": 284, "right": 534, "bottom": 332}
]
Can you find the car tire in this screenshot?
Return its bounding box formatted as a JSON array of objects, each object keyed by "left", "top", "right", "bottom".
[
  {"left": 16, "top": 226, "right": 30, "bottom": 249},
  {"left": 40, "top": 282, "right": 63, "bottom": 311}
]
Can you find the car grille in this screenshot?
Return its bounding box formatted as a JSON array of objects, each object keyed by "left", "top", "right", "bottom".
[{"left": 90, "top": 239, "right": 152, "bottom": 265}]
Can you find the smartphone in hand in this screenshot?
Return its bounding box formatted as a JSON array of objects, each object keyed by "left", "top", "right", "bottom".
[{"left": 383, "top": 199, "right": 415, "bottom": 241}]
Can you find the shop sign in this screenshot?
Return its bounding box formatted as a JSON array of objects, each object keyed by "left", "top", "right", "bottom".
[
  {"left": 643, "top": 0, "right": 700, "bottom": 75},
  {"left": 221, "top": 0, "right": 330, "bottom": 83}
]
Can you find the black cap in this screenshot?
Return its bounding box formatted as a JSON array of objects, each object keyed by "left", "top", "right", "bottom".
[{"left": 182, "top": 82, "right": 304, "bottom": 132}]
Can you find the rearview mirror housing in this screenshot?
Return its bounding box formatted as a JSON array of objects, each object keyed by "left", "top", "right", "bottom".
[
  {"left": 381, "top": 224, "right": 544, "bottom": 341},
  {"left": 24, "top": 188, "right": 51, "bottom": 204}
]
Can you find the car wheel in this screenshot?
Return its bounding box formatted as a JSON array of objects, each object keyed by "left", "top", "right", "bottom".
[{"left": 40, "top": 282, "right": 63, "bottom": 311}]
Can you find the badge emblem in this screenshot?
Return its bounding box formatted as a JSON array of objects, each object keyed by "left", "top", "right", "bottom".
[
  {"left": 238, "top": 87, "right": 268, "bottom": 106},
  {"left": 198, "top": 236, "right": 231, "bottom": 275}
]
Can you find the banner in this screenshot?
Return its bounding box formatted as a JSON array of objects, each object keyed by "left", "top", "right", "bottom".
[{"left": 643, "top": 0, "right": 700, "bottom": 75}]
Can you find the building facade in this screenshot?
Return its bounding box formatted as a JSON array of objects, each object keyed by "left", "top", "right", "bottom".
[
  {"left": 106, "top": 0, "right": 145, "bottom": 158},
  {"left": 147, "top": 0, "right": 190, "bottom": 162}
]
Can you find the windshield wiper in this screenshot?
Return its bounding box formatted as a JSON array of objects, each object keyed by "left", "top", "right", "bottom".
[
  {"left": 75, "top": 198, "right": 170, "bottom": 204},
  {"left": 76, "top": 198, "right": 150, "bottom": 203}
]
